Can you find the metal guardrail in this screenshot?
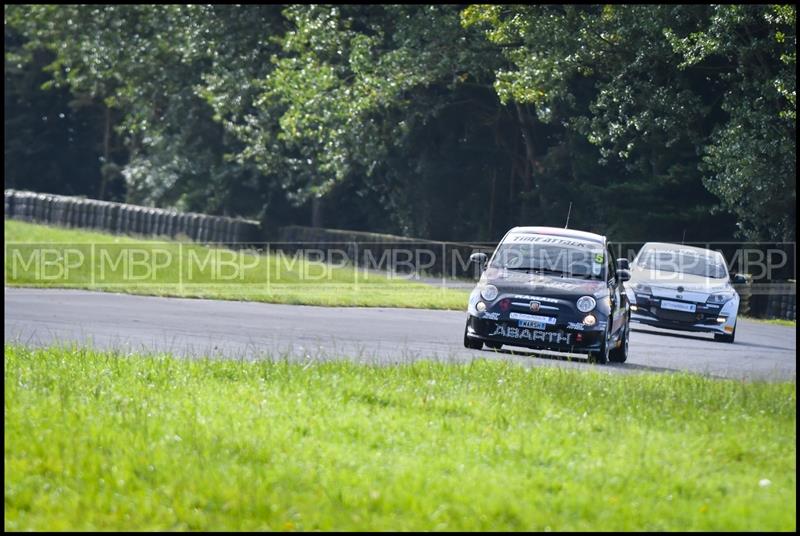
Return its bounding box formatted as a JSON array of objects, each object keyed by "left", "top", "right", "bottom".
[{"left": 276, "top": 225, "right": 491, "bottom": 280}]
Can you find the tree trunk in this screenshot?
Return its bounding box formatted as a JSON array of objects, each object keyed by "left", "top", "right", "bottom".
[
  {"left": 514, "top": 103, "right": 548, "bottom": 223},
  {"left": 98, "top": 105, "right": 111, "bottom": 201},
  {"left": 514, "top": 103, "right": 535, "bottom": 192},
  {"left": 488, "top": 169, "right": 497, "bottom": 240},
  {"left": 311, "top": 196, "right": 323, "bottom": 228}
]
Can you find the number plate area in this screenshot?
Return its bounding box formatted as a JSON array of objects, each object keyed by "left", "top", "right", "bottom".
[
  {"left": 510, "top": 312, "right": 556, "bottom": 329},
  {"left": 660, "top": 300, "right": 696, "bottom": 313}
]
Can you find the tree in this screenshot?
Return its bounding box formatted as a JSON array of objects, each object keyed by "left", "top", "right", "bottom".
[
  {"left": 667, "top": 4, "right": 796, "bottom": 241},
  {"left": 5, "top": 4, "right": 285, "bottom": 217},
  {"left": 462, "top": 4, "right": 794, "bottom": 240},
  {"left": 5, "top": 5, "right": 793, "bottom": 242}
]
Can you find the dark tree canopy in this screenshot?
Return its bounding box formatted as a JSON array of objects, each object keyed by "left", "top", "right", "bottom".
[{"left": 4, "top": 4, "right": 795, "bottom": 241}]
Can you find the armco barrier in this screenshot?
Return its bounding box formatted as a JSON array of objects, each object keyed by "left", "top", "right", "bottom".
[
  {"left": 275, "top": 225, "right": 491, "bottom": 280},
  {"left": 4, "top": 189, "right": 261, "bottom": 245}
]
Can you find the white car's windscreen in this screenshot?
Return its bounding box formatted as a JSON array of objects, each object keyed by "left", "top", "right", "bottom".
[{"left": 637, "top": 249, "right": 728, "bottom": 279}]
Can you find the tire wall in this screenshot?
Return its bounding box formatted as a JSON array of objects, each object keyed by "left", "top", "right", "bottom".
[{"left": 4, "top": 189, "right": 261, "bottom": 247}]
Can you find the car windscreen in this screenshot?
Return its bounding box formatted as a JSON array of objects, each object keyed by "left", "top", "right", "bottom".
[
  {"left": 636, "top": 249, "right": 728, "bottom": 279},
  {"left": 489, "top": 234, "right": 606, "bottom": 280}
]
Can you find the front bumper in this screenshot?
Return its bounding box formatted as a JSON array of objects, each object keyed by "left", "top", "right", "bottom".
[
  {"left": 466, "top": 315, "right": 606, "bottom": 353},
  {"left": 629, "top": 295, "right": 737, "bottom": 334}
]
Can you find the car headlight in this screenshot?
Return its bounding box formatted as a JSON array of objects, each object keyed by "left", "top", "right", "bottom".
[
  {"left": 632, "top": 283, "right": 652, "bottom": 295},
  {"left": 480, "top": 284, "right": 498, "bottom": 301},
  {"left": 708, "top": 291, "right": 736, "bottom": 303},
  {"left": 576, "top": 296, "right": 596, "bottom": 313}
]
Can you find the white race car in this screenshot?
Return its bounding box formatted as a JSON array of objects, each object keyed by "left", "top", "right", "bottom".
[{"left": 625, "top": 242, "right": 746, "bottom": 343}]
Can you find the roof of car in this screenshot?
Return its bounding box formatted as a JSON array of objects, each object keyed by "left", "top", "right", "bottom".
[
  {"left": 640, "top": 242, "right": 722, "bottom": 256},
  {"left": 508, "top": 226, "right": 606, "bottom": 245}
]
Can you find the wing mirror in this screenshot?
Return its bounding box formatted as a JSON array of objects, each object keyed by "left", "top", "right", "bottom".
[
  {"left": 732, "top": 273, "right": 748, "bottom": 284},
  {"left": 469, "top": 252, "right": 488, "bottom": 271},
  {"left": 616, "top": 258, "right": 630, "bottom": 270},
  {"left": 617, "top": 269, "right": 631, "bottom": 283}
]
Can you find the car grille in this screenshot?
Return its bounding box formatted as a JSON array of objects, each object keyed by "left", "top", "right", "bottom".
[{"left": 655, "top": 308, "right": 697, "bottom": 323}]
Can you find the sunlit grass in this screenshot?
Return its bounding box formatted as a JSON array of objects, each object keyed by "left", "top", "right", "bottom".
[
  {"left": 4, "top": 219, "right": 470, "bottom": 309},
  {"left": 5, "top": 344, "right": 796, "bottom": 531},
  {"left": 741, "top": 316, "right": 796, "bottom": 328}
]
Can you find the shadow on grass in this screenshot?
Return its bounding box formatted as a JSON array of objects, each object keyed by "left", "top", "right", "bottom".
[{"left": 470, "top": 344, "right": 680, "bottom": 375}]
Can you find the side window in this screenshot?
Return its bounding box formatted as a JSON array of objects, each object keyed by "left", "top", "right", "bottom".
[{"left": 606, "top": 246, "right": 616, "bottom": 282}]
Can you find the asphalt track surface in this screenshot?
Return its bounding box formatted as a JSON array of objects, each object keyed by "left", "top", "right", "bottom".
[{"left": 4, "top": 287, "right": 796, "bottom": 380}]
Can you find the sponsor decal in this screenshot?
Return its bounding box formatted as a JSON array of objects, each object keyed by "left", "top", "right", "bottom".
[
  {"left": 513, "top": 294, "right": 560, "bottom": 303},
  {"left": 527, "top": 278, "right": 586, "bottom": 292},
  {"left": 507, "top": 235, "right": 594, "bottom": 248},
  {"left": 482, "top": 312, "right": 500, "bottom": 320},
  {"left": 489, "top": 325, "right": 572, "bottom": 345},
  {"left": 567, "top": 322, "right": 585, "bottom": 331}
]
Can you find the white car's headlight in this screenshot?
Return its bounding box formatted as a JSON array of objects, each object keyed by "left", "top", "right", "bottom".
[
  {"left": 480, "top": 284, "right": 498, "bottom": 302},
  {"left": 632, "top": 283, "right": 652, "bottom": 294},
  {"left": 708, "top": 291, "right": 736, "bottom": 303},
  {"left": 576, "top": 296, "right": 596, "bottom": 313}
]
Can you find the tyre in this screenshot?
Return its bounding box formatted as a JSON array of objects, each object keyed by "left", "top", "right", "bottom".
[
  {"left": 588, "top": 325, "right": 610, "bottom": 364},
  {"left": 485, "top": 341, "right": 503, "bottom": 350},
  {"left": 608, "top": 317, "right": 629, "bottom": 363},
  {"left": 464, "top": 321, "right": 484, "bottom": 349},
  {"left": 714, "top": 322, "right": 736, "bottom": 343}
]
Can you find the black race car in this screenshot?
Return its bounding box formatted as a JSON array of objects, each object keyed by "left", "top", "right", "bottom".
[{"left": 463, "top": 226, "right": 631, "bottom": 364}]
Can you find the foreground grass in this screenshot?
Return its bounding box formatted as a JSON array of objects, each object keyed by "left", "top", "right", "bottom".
[
  {"left": 4, "top": 220, "right": 470, "bottom": 309},
  {"left": 5, "top": 345, "right": 796, "bottom": 531}
]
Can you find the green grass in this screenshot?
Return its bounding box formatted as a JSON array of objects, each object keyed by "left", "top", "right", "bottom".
[
  {"left": 4, "top": 220, "right": 470, "bottom": 309},
  {"left": 5, "top": 344, "right": 796, "bottom": 531},
  {"left": 742, "top": 316, "right": 797, "bottom": 328}
]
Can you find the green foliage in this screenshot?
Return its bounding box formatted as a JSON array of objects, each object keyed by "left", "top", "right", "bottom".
[
  {"left": 464, "top": 4, "right": 795, "bottom": 240},
  {"left": 4, "top": 5, "right": 282, "bottom": 217},
  {"left": 668, "top": 5, "right": 796, "bottom": 240},
  {"left": 4, "top": 4, "right": 795, "bottom": 240}
]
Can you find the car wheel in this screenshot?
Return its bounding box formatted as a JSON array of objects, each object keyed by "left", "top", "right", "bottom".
[
  {"left": 464, "top": 321, "right": 484, "bottom": 349},
  {"left": 714, "top": 322, "right": 736, "bottom": 343},
  {"left": 588, "top": 325, "right": 610, "bottom": 365},
  {"left": 485, "top": 341, "right": 503, "bottom": 350},
  {"left": 608, "top": 316, "right": 629, "bottom": 363}
]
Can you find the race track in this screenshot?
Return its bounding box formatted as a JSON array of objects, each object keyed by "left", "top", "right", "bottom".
[{"left": 4, "top": 287, "right": 796, "bottom": 380}]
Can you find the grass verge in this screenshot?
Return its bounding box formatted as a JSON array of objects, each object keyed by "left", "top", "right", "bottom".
[
  {"left": 4, "top": 220, "right": 470, "bottom": 309},
  {"left": 741, "top": 316, "right": 797, "bottom": 328},
  {"left": 4, "top": 344, "right": 796, "bottom": 531}
]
